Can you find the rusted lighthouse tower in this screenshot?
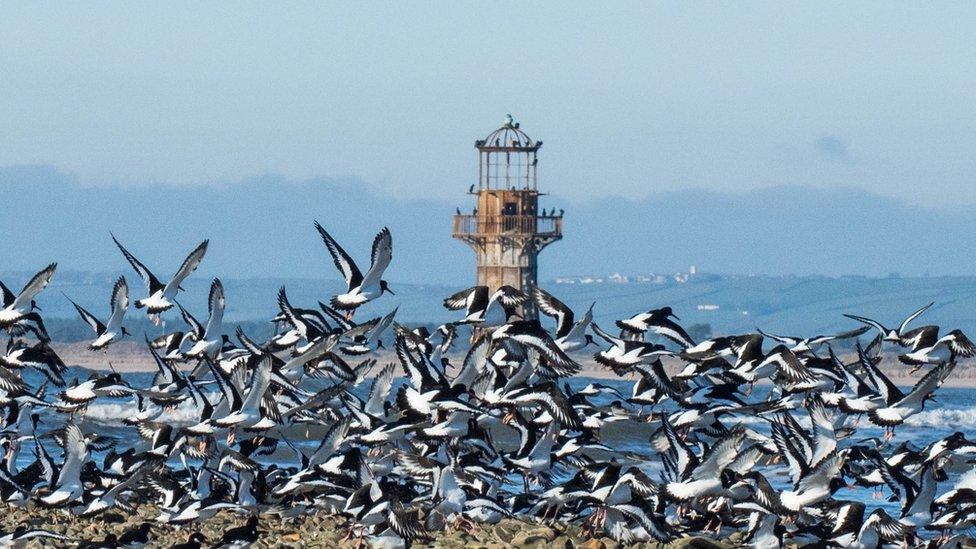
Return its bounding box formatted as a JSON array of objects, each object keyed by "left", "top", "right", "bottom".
[{"left": 452, "top": 115, "right": 563, "bottom": 319}]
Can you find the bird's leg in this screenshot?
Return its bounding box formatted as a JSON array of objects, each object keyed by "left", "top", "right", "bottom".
[
  {"left": 523, "top": 474, "right": 530, "bottom": 494},
  {"left": 451, "top": 515, "right": 475, "bottom": 533},
  {"left": 339, "top": 523, "right": 357, "bottom": 543}
]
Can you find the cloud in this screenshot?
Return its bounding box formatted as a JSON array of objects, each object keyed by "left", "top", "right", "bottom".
[{"left": 815, "top": 135, "right": 850, "bottom": 160}]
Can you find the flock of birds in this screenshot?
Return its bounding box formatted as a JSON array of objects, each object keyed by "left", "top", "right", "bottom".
[{"left": 0, "top": 223, "right": 974, "bottom": 548}]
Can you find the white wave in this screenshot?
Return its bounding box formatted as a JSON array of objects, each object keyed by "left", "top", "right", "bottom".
[
  {"left": 904, "top": 407, "right": 976, "bottom": 428},
  {"left": 83, "top": 399, "right": 203, "bottom": 424}
]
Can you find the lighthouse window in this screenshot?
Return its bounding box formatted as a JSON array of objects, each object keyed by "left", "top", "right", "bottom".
[{"left": 502, "top": 202, "right": 518, "bottom": 215}]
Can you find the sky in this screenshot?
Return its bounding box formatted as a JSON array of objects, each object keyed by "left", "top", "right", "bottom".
[{"left": 1, "top": 3, "right": 975, "bottom": 207}]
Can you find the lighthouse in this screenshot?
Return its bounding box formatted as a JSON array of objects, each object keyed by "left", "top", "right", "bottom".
[{"left": 452, "top": 115, "right": 563, "bottom": 319}]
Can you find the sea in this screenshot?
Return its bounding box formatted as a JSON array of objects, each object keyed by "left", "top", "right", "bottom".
[{"left": 20, "top": 367, "right": 976, "bottom": 524}]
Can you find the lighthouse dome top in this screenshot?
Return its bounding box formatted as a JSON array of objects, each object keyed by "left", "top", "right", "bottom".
[{"left": 475, "top": 114, "right": 542, "bottom": 152}]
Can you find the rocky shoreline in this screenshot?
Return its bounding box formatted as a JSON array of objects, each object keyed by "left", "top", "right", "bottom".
[{"left": 4, "top": 504, "right": 747, "bottom": 548}]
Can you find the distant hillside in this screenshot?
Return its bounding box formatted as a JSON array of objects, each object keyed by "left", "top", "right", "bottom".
[
  {"left": 13, "top": 269, "right": 976, "bottom": 344},
  {"left": 2, "top": 165, "right": 975, "bottom": 286}
]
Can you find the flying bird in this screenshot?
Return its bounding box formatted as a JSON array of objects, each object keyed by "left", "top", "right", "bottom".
[
  {"left": 112, "top": 234, "right": 209, "bottom": 321},
  {"left": 315, "top": 222, "right": 393, "bottom": 316}
]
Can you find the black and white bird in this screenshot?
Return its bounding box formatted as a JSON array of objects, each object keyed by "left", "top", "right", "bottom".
[
  {"left": 64, "top": 276, "right": 130, "bottom": 351},
  {"left": 444, "top": 285, "right": 527, "bottom": 326},
  {"left": 39, "top": 423, "right": 90, "bottom": 506},
  {"left": 112, "top": 234, "right": 209, "bottom": 318},
  {"left": 591, "top": 322, "right": 674, "bottom": 373},
  {"left": 491, "top": 320, "right": 581, "bottom": 376},
  {"left": 844, "top": 302, "right": 934, "bottom": 346},
  {"left": 212, "top": 515, "right": 259, "bottom": 549},
  {"left": 898, "top": 328, "right": 976, "bottom": 367},
  {"left": 0, "top": 525, "right": 67, "bottom": 546},
  {"left": 868, "top": 360, "right": 955, "bottom": 435},
  {"left": 616, "top": 306, "right": 694, "bottom": 348},
  {"left": 0, "top": 263, "right": 56, "bottom": 340},
  {"left": 316, "top": 222, "right": 394, "bottom": 314},
  {"left": 1, "top": 339, "right": 67, "bottom": 387},
  {"left": 756, "top": 325, "right": 869, "bottom": 354},
  {"left": 185, "top": 278, "right": 226, "bottom": 359},
  {"left": 533, "top": 287, "right": 595, "bottom": 352}
]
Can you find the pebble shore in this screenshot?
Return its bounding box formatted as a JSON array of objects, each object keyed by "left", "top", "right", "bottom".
[{"left": 4, "top": 504, "right": 748, "bottom": 548}]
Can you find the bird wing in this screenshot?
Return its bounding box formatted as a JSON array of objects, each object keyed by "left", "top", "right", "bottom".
[
  {"left": 842, "top": 313, "right": 888, "bottom": 336},
  {"left": 104, "top": 276, "right": 129, "bottom": 332},
  {"left": 807, "top": 396, "right": 837, "bottom": 466},
  {"left": 796, "top": 451, "right": 845, "bottom": 495},
  {"left": 899, "top": 302, "right": 934, "bottom": 335},
  {"left": 660, "top": 413, "right": 697, "bottom": 478},
  {"left": 651, "top": 318, "right": 695, "bottom": 348},
  {"left": 756, "top": 328, "right": 799, "bottom": 346},
  {"left": 146, "top": 340, "right": 180, "bottom": 386},
  {"left": 361, "top": 227, "right": 393, "bottom": 288},
  {"left": 395, "top": 336, "right": 440, "bottom": 391},
  {"left": 856, "top": 340, "right": 903, "bottom": 403},
  {"left": 112, "top": 234, "right": 162, "bottom": 293},
  {"left": 565, "top": 302, "right": 594, "bottom": 342},
  {"left": 163, "top": 240, "right": 208, "bottom": 296},
  {"left": 533, "top": 286, "right": 574, "bottom": 339},
  {"left": 770, "top": 421, "right": 808, "bottom": 487},
  {"left": 494, "top": 285, "right": 528, "bottom": 307},
  {"left": 898, "top": 360, "right": 954, "bottom": 409},
  {"left": 0, "top": 281, "right": 16, "bottom": 308},
  {"left": 505, "top": 383, "right": 582, "bottom": 430},
  {"left": 12, "top": 263, "right": 57, "bottom": 311},
  {"left": 443, "top": 287, "right": 477, "bottom": 311},
  {"left": 309, "top": 416, "right": 353, "bottom": 466},
  {"left": 204, "top": 278, "right": 224, "bottom": 338},
  {"left": 314, "top": 221, "right": 363, "bottom": 288},
  {"left": 808, "top": 325, "right": 870, "bottom": 345},
  {"left": 761, "top": 345, "right": 817, "bottom": 385},
  {"left": 943, "top": 329, "right": 976, "bottom": 358},
  {"left": 387, "top": 498, "right": 431, "bottom": 542},
  {"left": 901, "top": 325, "right": 939, "bottom": 351},
  {"left": 276, "top": 287, "right": 312, "bottom": 338},
  {"left": 510, "top": 328, "right": 580, "bottom": 376},
  {"left": 178, "top": 303, "right": 205, "bottom": 339},
  {"left": 365, "top": 363, "right": 396, "bottom": 416},
  {"left": 589, "top": 322, "right": 620, "bottom": 346},
  {"left": 453, "top": 332, "right": 490, "bottom": 390},
  {"left": 241, "top": 354, "right": 273, "bottom": 412},
  {"left": 0, "top": 365, "right": 28, "bottom": 393},
  {"left": 869, "top": 508, "right": 912, "bottom": 542},
  {"left": 366, "top": 307, "right": 397, "bottom": 346},
  {"left": 690, "top": 428, "right": 745, "bottom": 479},
  {"left": 65, "top": 295, "right": 104, "bottom": 334}
]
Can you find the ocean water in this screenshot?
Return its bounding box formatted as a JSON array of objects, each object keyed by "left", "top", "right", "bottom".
[
  {"left": 20, "top": 369, "right": 976, "bottom": 524},
  {"left": 31, "top": 271, "right": 976, "bottom": 342}
]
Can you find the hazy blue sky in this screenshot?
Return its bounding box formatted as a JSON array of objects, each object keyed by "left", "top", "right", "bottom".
[{"left": 2, "top": 4, "right": 974, "bottom": 206}]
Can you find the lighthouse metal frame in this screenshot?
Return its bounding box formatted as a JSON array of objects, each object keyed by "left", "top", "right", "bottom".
[{"left": 452, "top": 117, "right": 563, "bottom": 319}]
